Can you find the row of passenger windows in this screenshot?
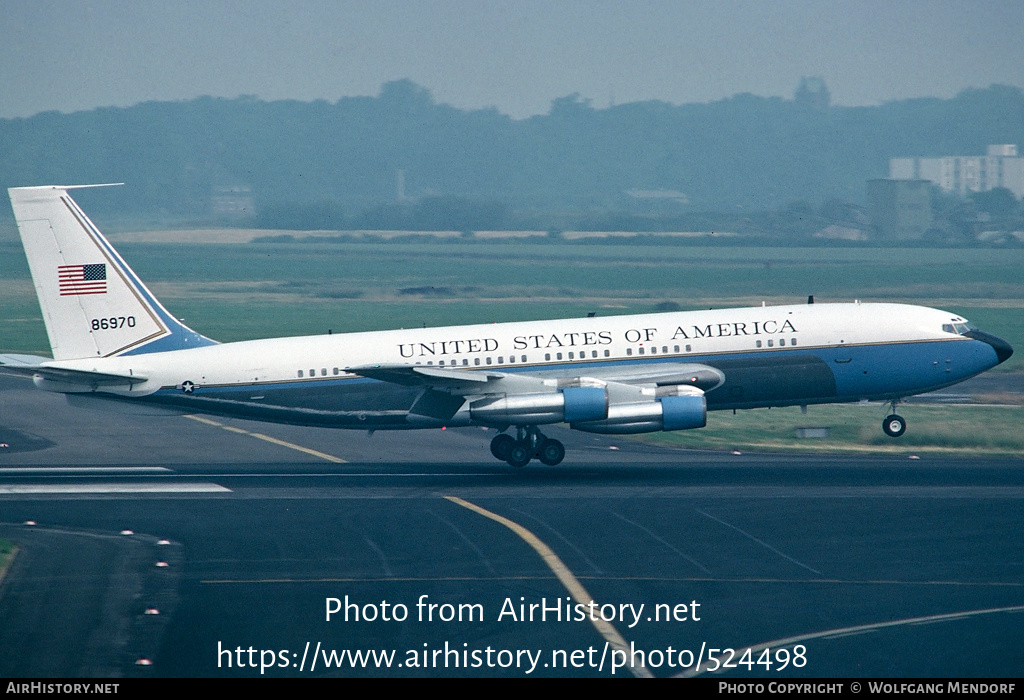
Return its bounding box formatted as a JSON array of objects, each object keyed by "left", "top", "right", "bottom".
[
  {"left": 624, "top": 345, "right": 692, "bottom": 357},
  {"left": 294, "top": 338, "right": 799, "bottom": 378},
  {"left": 298, "top": 367, "right": 343, "bottom": 377},
  {"left": 425, "top": 354, "right": 531, "bottom": 366},
  {"left": 756, "top": 338, "right": 797, "bottom": 348}
]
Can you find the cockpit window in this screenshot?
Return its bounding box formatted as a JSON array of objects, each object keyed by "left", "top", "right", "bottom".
[{"left": 943, "top": 321, "right": 978, "bottom": 335}]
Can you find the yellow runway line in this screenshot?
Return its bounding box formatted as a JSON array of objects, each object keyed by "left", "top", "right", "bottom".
[
  {"left": 184, "top": 414, "right": 222, "bottom": 427},
  {"left": 183, "top": 415, "right": 347, "bottom": 463},
  {"left": 445, "top": 495, "right": 652, "bottom": 678},
  {"left": 248, "top": 431, "right": 347, "bottom": 463}
]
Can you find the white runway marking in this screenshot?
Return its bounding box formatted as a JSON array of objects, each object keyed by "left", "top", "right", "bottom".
[
  {"left": 611, "top": 511, "right": 711, "bottom": 575},
  {"left": 0, "top": 483, "right": 231, "bottom": 494},
  {"left": 696, "top": 508, "right": 822, "bottom": 576},
  {"left": 0, "top": 467, "right": 173, "bottom": 474},
  {"left": 680, "top": 604, "right": 1024, "bottom": 677}
]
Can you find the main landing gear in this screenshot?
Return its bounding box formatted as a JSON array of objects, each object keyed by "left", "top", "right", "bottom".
[
  {"left": 490, "top": 427, "right": 565, "bottom": 468},
  {"left": 882, "top": 399, "right": 907, "bottom": 438}
]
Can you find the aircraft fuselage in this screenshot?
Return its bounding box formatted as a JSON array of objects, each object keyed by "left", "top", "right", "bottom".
[{"left": 46, "top": 302, "right": 1006, "bottom": 429}]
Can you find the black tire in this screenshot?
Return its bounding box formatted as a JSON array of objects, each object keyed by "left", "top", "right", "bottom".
[
  {"left": 883, "top": 414, "right": 906, "bottom": 438},
  {"left": 506, "top": 442, "right": 532, "bottom": 468},
  {"left": 537, "top": 438, "right": 565, "bottom": 466},
  {"left": 490, "top": 433, "right": 516, "bottom": 461}
]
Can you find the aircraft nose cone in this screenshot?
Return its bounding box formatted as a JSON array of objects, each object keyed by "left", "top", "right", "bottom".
[
  {"left": 994, "top": 337, "right": 1014, "bottom": 364},
  {"left": 966, "top": 330, "right": 1014, "bottom": 365}
]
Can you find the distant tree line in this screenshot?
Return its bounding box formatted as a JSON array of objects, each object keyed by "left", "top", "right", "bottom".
[{"left": 1, "top": 80, "right": 1023, "bottom": 239}]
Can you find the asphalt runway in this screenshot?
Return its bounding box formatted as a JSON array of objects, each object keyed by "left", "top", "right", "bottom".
[{"left": 1, "top": 372, "right": 1022, "bottom": 678}]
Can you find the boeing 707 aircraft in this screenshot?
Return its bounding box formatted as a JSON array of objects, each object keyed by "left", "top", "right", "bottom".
[{"left": 2, "top": 185, "right": 1014, "bottom": 466}]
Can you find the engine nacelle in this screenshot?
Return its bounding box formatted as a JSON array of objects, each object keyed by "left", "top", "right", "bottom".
[
  {"left": 570, "top": 392, "right": 706, "bottom": 434},
  {"left": 470, "top": 386, "right": 608, "bottom": 425}
]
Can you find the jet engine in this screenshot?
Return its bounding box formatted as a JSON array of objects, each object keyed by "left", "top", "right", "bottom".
[
  {"left": 570, "top": 386, "right": 706, "bottom": 434},
  {"left": 469, "top": 386, "right": 608, "bottom": 425}
]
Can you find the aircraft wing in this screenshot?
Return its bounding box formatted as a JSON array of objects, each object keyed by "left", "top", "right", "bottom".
[
  {"left": 352, "top": 361, "right": 721, "bottom": 427},
  {"left": 574, "top": 362, "right": 724, "bottom": 391},
  {"left": 350, "top": 364, "right": 504, "bottom": 388},
  {"left": 351, "top": 361, "right": 724, "bottom": 393},
  {"left": 0, "top": 354, "right": 147, "bottom": 386}
]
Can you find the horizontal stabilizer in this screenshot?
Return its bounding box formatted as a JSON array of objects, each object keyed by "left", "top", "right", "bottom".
[
  {"left": 0, "top": 353, "right": 51, "bottom": 368},
  {"left": 0, "top": 354, "right": 146, "bottom": 386}
]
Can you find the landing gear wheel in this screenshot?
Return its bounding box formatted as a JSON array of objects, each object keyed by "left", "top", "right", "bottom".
[
  {"left": 883, "top": 414, "right": 906, "bottom": 438},
  {"left": 490, "top": 433, "right": 516, "bottom": 461},
  {"left": 506, "top": 442, "right": 532, "bottom": 468},
  {"left": 537, "top": 438, "right": 565, "bottom": 466}
]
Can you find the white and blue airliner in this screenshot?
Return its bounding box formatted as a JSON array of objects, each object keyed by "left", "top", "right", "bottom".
[{"left": 2, "top": 185, "right": 1013, "bottom": 466}]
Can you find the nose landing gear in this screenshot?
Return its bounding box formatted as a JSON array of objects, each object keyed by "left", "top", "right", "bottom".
[
  {"left": 490, "top": 427, "right": 565, "bottom": 467},
  {"left": 882, "top": 399, "right": 906, "bottom": 438}
]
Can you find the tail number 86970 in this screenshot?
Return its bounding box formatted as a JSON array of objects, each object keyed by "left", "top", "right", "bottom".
[{"left": 91, "top": 316, "right": 136, "bottom": 331}]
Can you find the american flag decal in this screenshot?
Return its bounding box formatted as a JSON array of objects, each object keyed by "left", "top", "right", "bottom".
[{"left": 58, "top": 263, "right": 107, "bottom": 296}]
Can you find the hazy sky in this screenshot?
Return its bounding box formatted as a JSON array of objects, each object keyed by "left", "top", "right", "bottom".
[{"left": 3, "top": 0, "right": 1023, "bottom": 120}]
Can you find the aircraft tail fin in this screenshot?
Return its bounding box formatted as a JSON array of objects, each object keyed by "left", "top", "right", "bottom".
[{"left": 8, "top": 185, "right": 217, "bottom": 360}]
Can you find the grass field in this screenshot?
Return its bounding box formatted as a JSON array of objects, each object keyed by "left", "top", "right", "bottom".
[
  {"left": 642, "top": 403, "right": 1024, "bottom": 456},
  {"left": 0, "top": 539, "right": 15, "bottom": 583}
]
